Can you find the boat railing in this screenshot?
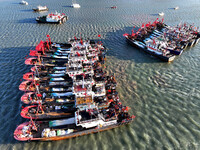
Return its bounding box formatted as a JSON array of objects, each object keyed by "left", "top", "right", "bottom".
[
  {"left": 79, "top": 118, "right": 100, "bottom": 124},
  {"left": 58, "top": 120, "right": 132, "bottom": 137}
]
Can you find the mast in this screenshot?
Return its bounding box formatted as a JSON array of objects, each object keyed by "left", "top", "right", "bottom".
[
  {"left": 35, "top": 64, "right": 40, "bottom": 78},
  {"left": 30, "top": 116, "right": 38, "bottom": 131}
]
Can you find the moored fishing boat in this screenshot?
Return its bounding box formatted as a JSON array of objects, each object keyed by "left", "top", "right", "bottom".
[
  {"left": 31, "top": 66, "right": 67, "bottom": 73},
  {"left": 36, "top": 12, "right": 68, "bottom": 24},
  {"left": 111, "top": 6, "right": 117, "bottom": 9},
  {"left": 23, "top": 71, "right": 71, "bottom": 81},
  {"left": 158, "top": 12, "right": 164, "bottom": 16},
  {"left": 20, "top": 103, "right": 76, "bottom": 120},
  {"left": 14, "top": 105, "right": 134, "bottom": 141},
  {"left": 33, "top": 6, "right": 48, "bottom": 12},
  {"left": 71, "top": 3, "right": 80, "bottom": 8},
  {"left": 21, "top": 92, "right": 75, "bottom": 104},
  {"left": 20, "top": 0, "right": 28, "bottom": 5},
  {"left": 19, "top": 79, "right": 73, "bottom": 92},
  {"left": 25, "top": 57, "right": 68, "bottom": 66},
  {"left": 174, "top": 6, "right": 179, "bottom": 10}
]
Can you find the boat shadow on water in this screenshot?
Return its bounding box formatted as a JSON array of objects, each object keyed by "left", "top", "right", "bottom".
[
  {"left": 104, "top": 26, "right": 164, "bottom": 63},
  {"left": 18, "top": 18, "right": 37, "bottom": 24},
  {"left": 150, "top": 13, "right": 162, "bottom": 16},
  {"left": 20, "top": 9, "right": 33, "bottom": 12},
  {"left": 63, "top": 5, "right": 73, "bottom": 8},
  {"left": 12, "top": 2, "right": 21, "bottom": 4}
]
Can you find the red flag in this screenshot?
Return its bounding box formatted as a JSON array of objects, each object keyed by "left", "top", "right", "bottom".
[
  {"left": 123, "top": 33, "right": 129, "bottom": 37},
  {"left": 47, "top": 35, "right": 51, "bottom": 45},
  {"left": 145, "top": 23, "right": 149, "bottom": 27},
  {"left": 132, "top": 115, "right": 136, "bottom": 119},
  {"left": 122, "top": 106, "right": 130, "bottom": 112},
  {"left": 141, "top": 23, "right": 145, "bottom": 28},
  {"left": 109, "top": 99, "right": 113, "bottom": 102},
  {"left": 35, "top": 45, "right": 41, "bottom": 51},
  {"left": 162, "top": 18, "right": 164, "bottom": 23},
  {"left": 125, "top": 106, "right": 130, "bottom": 111},
  {"left": 37, "top": 94, "right": 42, "bottom": 97},
  {"left": 76, "top": 52, "right": 81, "bottom": 56},
  {"left": 29, "top": 50, "right": 37, "bottom": 56},
  {"left": 153, "top": 39, "right": 156, "bottom": 45},
  {"left": 46, "top": 39, "right": 49, "bottom": 50},
  {"left": 80, "top": 39, "right": 83, "bottom": 45},
  {"left": 74, "top": 36, "right": 77, "bottom": 40},
  {"left": 35, "top": 41, "right": 44, "bottom": 51},
  {"left": 131, "top": 29, "right": 134, "bottom": 36}
]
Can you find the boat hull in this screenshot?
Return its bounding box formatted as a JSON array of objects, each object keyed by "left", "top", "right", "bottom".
[
  {"left": 167, "top": 49, "right": 183, "bottom": 55},
  {"left": 36, "top": 16, "right": 68, "bottom": 24},
  {"left": 33, "top": 8, "right": 49, "bottom": 12},
  {"left": 187, "top": 39, "right": 196, "bottom": 47},
  {"left": 14, "top": 121, "right": 132, "bottom": 141}
]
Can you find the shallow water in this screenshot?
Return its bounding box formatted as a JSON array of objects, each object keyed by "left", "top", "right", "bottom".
[{"left": 0, "top": 0, "right": 200, "bottom": 149}]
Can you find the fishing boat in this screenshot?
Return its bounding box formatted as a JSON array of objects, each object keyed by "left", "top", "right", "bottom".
[
  {"left": 71, "top": 3, "right": 80, "bottom": 8},
  {"left": 22, "top": 71, "right": 71, "bottom": 81},
  {"left": 20, "top": 0, "right": 28, "bottom": 5},
  {"left": 14, "top": 105, "right": 134, "bottom": 141},
  {"left": 25, "top": 57, "right": 68, "bottom": 66},
  {"left": 158, "top": 12, "right": 164, "bottom": 16},
  {"left": 111, "top": 6, "right": 117, "bottom": 9},
  {"left": 18, "top": 79, "right": 73, "bottom": 93},
  {"left": 21, "top": 92, "right": 75, "bottom": 104},
  {"left": 174, "top": 6, "right": 179, "bottom": 10},
  {"left": 33, "top": 6, "right": 48, "bottom": 12},
  {"left": 19, "top": 80, "right": 35, "bottom": 92},
  {"left": 20, "top": 103, "right": 76, "bottom": 120},
  {"left": 30, "top": 66, "right": 67, "bottom": 75},
  {"left": 29, "top": 41, "right": 72, "bottom": 57},
  {"left": 36, "top": 12, "right": 68, "bottom": 24}
]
